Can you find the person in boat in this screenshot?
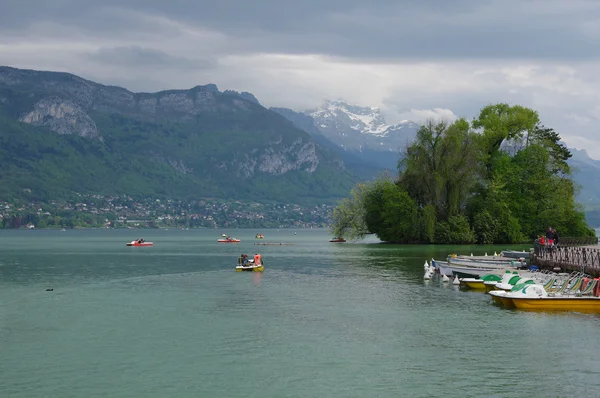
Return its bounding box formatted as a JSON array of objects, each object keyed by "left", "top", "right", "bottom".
[
  {"left": 254, "top": 253, "right": 262, "bottom": 266},
  {"left": 238, "top": 254, "right": 244, "bottom": 266},
  {"left": 242, "top": 254, "right": 249, "bottom": 266}
]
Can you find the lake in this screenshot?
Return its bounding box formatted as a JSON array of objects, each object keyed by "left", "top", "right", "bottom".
[{"left": 1, "top": 228, "right": 599, "bottom": 397}]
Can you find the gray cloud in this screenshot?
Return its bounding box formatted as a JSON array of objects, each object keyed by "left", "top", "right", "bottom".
[
  {"left": 87, "top": 46, "right": 216, "bottom": 70},
  {"left": 2, "top": 0, "right": 600, "bottom": 61},
  {"left": 2, "top": 0, "right": 600, "bottom": 157}
]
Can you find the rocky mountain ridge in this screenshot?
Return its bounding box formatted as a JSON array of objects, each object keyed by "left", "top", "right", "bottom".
[{"left": 0, "top": 66, "right": 354, "bottom": 203}]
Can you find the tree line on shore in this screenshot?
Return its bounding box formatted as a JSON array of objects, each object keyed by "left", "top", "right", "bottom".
[{"left": 331, "top": 103, "right": 595, "bottom": 244}]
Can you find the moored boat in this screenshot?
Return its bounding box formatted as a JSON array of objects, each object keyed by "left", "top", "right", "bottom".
[
  {"left": 451, "top": 265, "right": 511, "bottom": 279},
  {"left": 501, "top": 250, "right": 531, "bottom": 260},
  {"left": 508, "top": 280, "right": 600, "bottom": 313},
  {"left": 460, "top": 274, "right": 503, "bottom": 290},
  {"left": 484, "top": 270, "right": 544, "bottom": 292},
  {"left": 431, "top": 259, "right": 507, "bottom": 278},
  {"left": 448, "top": 255, "right": 525, "bottom": 269},
  {"left": 431, "top": 259, "right": 453, "bottom": 276}
]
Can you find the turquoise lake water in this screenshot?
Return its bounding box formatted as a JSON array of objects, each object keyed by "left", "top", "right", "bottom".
[{"left": 1, "top": 228, "right": 599, "bottom": 397}]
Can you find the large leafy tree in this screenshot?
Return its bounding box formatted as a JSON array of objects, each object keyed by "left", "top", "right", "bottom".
[{"left": 399, "top": 118, "right": 480, "bottom": 220}]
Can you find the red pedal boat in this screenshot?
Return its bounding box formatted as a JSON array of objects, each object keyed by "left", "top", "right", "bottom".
[
  {"left": 218, "top": 238, "right": 240, "bottom": 243},
  {"left": 329, "top": 237, "right": 346, "bottom": 243},
  {"left": 126, "top": 240, "right": 153, "bottom": 247}
]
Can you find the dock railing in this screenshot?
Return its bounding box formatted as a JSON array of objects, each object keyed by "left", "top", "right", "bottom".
[{"left": 533, "top": 237, "right": 600, "bottom": 275}]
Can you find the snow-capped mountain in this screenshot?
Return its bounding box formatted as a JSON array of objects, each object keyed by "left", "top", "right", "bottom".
[
  {"left": 272, "top": 100, "right": 419, "bottom": 171},
  {"left": 305, "top": 100, "right": 420, "bottom": 153}
]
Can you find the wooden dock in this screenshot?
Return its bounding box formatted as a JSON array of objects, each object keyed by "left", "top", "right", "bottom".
[{"left": 532, "top": 237, "right": 600, "bottom": 276}]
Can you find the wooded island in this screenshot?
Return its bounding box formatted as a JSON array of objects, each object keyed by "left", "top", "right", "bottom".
[{"left": 331, "top": 104, "right": 594, "bottom": 244}]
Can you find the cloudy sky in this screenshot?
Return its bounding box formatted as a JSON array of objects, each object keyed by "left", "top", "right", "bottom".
[{"left": 2, "top": 0, "right": 600, "bottom": 157}]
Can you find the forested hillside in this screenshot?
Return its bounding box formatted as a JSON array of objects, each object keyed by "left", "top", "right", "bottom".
[{"left": 0, "top": 66, "right": 356, "bottom": 204}]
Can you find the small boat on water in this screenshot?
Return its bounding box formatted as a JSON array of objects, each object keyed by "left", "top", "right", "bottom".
[
  {"left": 236, "top": 254, "right": 264, "bottom": 272},
  {"left": 236, "top": 263, "right": 264, "bottom": 272},
  {"left": 255, "top": 233, "right": 264, "bottom": 239},
  {"left": 218, "top": 237, "right": 240, "bottom": 243},
  {"left": 126, "top": 239, "right": 153, "bottom": 247},
  {"left": 329, "top": 237, "right": 346, "bottom": 243}
]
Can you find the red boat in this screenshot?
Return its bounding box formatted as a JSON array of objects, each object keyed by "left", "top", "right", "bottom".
[
  {"left": 126, "top": 240, "right": 153, "bottom": 247},
  {"left": 218, "top": 238, "right": 240, "bottom": 243},
  {"left": 329, "top": 238, "right": 346, "bottom": 243}
]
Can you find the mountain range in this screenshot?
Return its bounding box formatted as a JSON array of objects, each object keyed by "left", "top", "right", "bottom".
[
  {"left": 0, "top": 66, "right": 356, "bottom": 204},
  {"left": 1, "top": 65, "right": 599, "bottom": 225}
]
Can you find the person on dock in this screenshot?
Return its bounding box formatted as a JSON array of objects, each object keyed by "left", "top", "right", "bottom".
[
  {"left": 545, "top": 227, "right": 555, "bottom": 249},
  {"left": 553, "top": 228, "right": 560, "bottom": 247}
]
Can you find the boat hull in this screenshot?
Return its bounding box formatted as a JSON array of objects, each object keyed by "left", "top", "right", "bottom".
[
  {"left": 236, "top": 265, "right": 264, "bottom": 272},
  {"left": 218, "top": 239, "right": 240, "bottom": 243},
  {"left": 484, "top": 281, "right": 500, "bottom": 292},
  {"left": 501, "top": 297, "right": 516, "bottom": 309},
  {"left": 461, "top": 280, "right": 487, "bottom": 290},
  {"left": 489, "top": 291, "right": 505, "bottom": 305},
  {"left": 511, "top": 297, "right": 600, "bottom": 313},
  {"left": 126, "top": 242, "right": 153, "bottom": 247}
]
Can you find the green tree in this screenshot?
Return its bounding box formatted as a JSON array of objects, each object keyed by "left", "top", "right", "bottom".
[
  {"left": 330, "top": 182, "right": 369, "bottom": 240},
  {"left": 399, "top": 118, "right": 480, "bottom": 221},
  {"left": 473, "top": 104, "right": 539, "bottom": 176},
  {"left": 417, "top": 204, "right": 437, "bottom": 243},
  {"left": 373, "top": 182, "right": 417, "bottom": 243}
]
